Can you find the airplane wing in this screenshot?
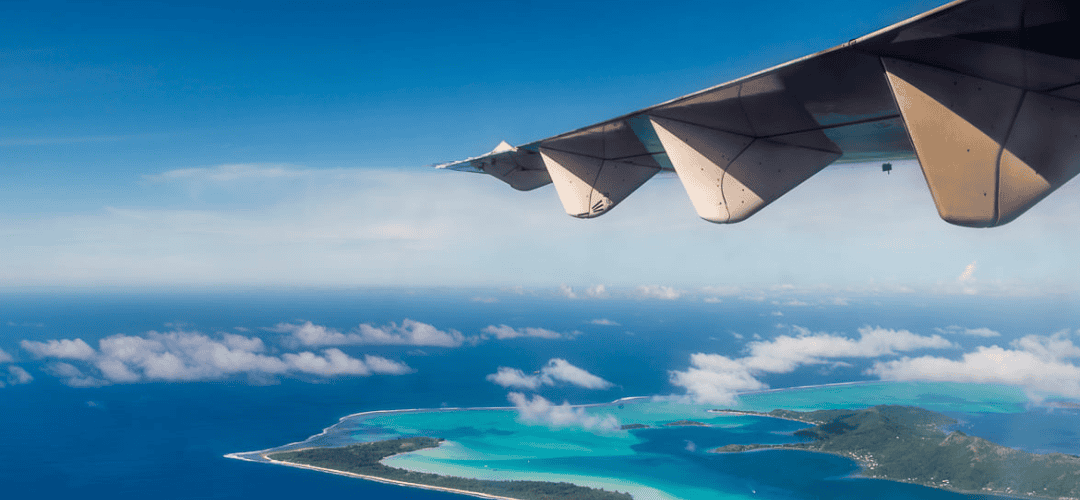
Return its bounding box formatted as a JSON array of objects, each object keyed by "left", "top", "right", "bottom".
[{"left": 437, "top": 0, "right": 1080, "bottom": 228}]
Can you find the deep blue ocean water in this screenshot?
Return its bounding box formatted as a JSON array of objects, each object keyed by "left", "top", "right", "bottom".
[{"left": 1, "top": 289, "right": 1076, "bottom": 499}]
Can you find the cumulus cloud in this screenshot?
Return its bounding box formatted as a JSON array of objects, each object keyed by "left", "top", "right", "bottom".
[
  {"left": 507, "top": 392, "right": 619, "bottom": 431},
  {"left": 738, "top": 326, "right": 952, "bottom": 373},
  {"left": 669, "top": 354, "right": 769, "bottom": 405},
  {"left": 282, "top": 349, "right": 411, "bottom": 377},
  {"left": 6, "top": 366, "right": 33, "bottom": 385},
  {"left": 275, "top": 320, "right": 467, "bottom": 348},
  {"left": 556, "top": 284, "right": 608, "bottom": 299},
  {"left": 486, "top": 359, "right": 613, "bottom": 390},
  {"left": 935, "top": 325, "right": 1001, "bottom": 337},
  {"left": 486, "top": 367, "right": 545, "bottom": 390},
  {"left": 588, "top": 318, "right": 619, "bottom": 326},
  {"left": 25, "top": 330, "right": 412, "bottom": 386},
  {"left": 543, "top": 359, "right": 613, "bottom": 389},
  {"left": 481, "top": 324, "right": 573, "bottom": 340},
  {"left": 45, "top": 362, "right": 105, "bottom": 387},
  {"left": 21, "top": 338, "right": 96, "bottom": 360},
  {"left": 0, "top": 364, "right": 34, "bottom": 387},
  {"left": 585, "top": 285, "right": 608, "bottom": 298},
  {"left": 868, "top": 330, "right": 1080, "bottom": 400},
  {"left": 558, "top": 284, "right": 578, "bottom": 299},
  {"left": 670, "top": 326, "right": 953, "bottom": 404},
  {"left": 636, "top": 285, "right": 683, "bottom": 300},
  {"left": 0, "top": 348, "right": 12, "bottom": 363}
]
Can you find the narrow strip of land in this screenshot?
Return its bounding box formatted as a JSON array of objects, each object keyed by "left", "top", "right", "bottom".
[{"left": 255, "top": 437, "right": 632, "bottom": 500}]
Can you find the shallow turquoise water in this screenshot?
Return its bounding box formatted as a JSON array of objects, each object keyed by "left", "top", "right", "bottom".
[{"left": 263, "top": 381, "right": 1033, "bottom": 500}]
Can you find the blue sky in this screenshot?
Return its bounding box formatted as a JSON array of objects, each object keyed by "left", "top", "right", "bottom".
[{"left": 4, "top": 0, "right": 1080, "bottom": 293}]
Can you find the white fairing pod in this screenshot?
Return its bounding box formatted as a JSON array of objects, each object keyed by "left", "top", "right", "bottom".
[
  {"left": 539, "top": 148, "right": 659, "bottom": 218},
  {"left": 884, "top": 58, "right": 1080, "bottom": 227},
  {"left": 650, "top": 116, "right": 840, "bottom": 223}
]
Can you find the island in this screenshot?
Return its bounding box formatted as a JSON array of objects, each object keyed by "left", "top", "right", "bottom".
[
  {"left": 264, "top": 437, "right": 632, "bottom": 500},
  {"left": 711, "top": 405, "right": 1080, "bottom": 499},
  {"left": 662, "top": 420, "right": 708, "bottom": 427},
  {"left": 619, "top": 423, "right": 650, "bottom": 430}
]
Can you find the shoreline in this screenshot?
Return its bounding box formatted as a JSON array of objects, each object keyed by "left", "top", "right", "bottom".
[
  {"left": 238, "top": 380, "right": 1012, "bottom": 454},
  {"left": 707, "top": 417, "right": 1057, "bottom": 500},
  {"left": 226, "top": 382, "right": 1061, "bottom": 500},
  {"left": 227, "top": 450, "right": 526, "bottom": 500}
]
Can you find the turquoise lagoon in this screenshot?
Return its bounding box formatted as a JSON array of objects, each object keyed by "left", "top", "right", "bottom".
[{"left": 242, "top": 382, "right": 1048, "bottom": 500}]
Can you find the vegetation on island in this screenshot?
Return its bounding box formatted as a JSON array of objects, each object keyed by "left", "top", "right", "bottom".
[
  {"left": 267, "top": 437, "right": 632, "bottom": 500},
  {"left": 619, "top": 423, "right": 649, "bottom": 430},
  {"left": 711, "top": 405, "right": 1080, "bottom": 499},
  {"left": 663, "top": 420, "right": 708, "bottom": 427}
]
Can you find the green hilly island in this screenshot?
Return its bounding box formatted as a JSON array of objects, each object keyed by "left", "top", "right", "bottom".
[{"left": 713, "top": 405, "right": 1080, "bottom": 499}]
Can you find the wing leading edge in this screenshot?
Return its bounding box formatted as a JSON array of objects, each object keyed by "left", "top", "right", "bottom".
[{"left": 437, "top": 0, "right": 1080, "bottom": 228}]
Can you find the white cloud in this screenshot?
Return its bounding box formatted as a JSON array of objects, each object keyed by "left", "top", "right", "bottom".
[
  {"left": 958, "top": 261, "right": 977, "bottom": 281},
  {"left": 703, "top": 297, "right": 722, "bottom": 304},
  {"left": 0, "top": 348, "right": 12, "bottom": 363},
  {"left": 351, "top": 320, "right": 467, "bottom": 347},
  {"left": 588, "top": 318, "right": 619, "bottom": 326},
  {"left": 868, "top": 331, "right": 1080, "bottom": 400},
  {"left": 669, "top": 354, "right": 769, "bottom": 405},
  {"left": 6, "top": 366, "right": 32, "bottom": 385},
  {"left": 487, "top": 358, "right": 613, "bottom": 390},
  {"left": 362, "top": 354, "right": 414, "bottom": 375},
  {"left": 542, "top": 359, "right": 613, "bottom": 389},
  {"left": 782, "top": 300, "right": 810, "bottom": 307},
  {"left": 282, "top": 349, "right": 411, "bottom": 376},
  {"left": 738, "top": 326, "right": 953, "bottom": 374},
  {"left": 771, "top": 311, "right": 784, "bottom": 317},
  {"left": 558, "top": 284, "right": 578, "bottom": 299},
  {"left": 486, "top": 367, "right": 544, "bottom": 390},
  {"left": 670, "top": 326, "right": 953, "bottom": 404},
  {"left": 45, "top": 362, "right": 105, "bottom": 387},
  {"left": 507, "top": 392, "right": 619, "bottom": 431},
  {"left": 585, "top": 285, "right": 608, "bottom": 298},
  {"left": 471, "top": 296, "right": 498, "bottom": 303},
  {"left": 481, "top": 324, "right": 571, "bottom": 340},
  {"left": 21, "top": 338, "right": 96, "bottom": 360},
  {"left": 935, "top": 325, "right": 1001, "bottom": 337},
  {"left": 26, "top": 330, "right": 412, "bottom": 386},
  {"left": 275, "top": 320, "right": 467, "bottom": 348},
  {"left": 636, "top": 285, "right": 683, "bottom": 300},
  {"left": 7, "top": 160, "right": 1080, "bottom": 292}
]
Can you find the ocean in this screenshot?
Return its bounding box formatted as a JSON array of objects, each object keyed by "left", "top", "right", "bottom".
[{"left": 1, "top": 289, "right": 1076, "bottom": 499}]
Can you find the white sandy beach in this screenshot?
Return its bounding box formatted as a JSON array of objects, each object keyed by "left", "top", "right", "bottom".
[{"left": 226, "top": 451, "right": 526, "bottom": 500}]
